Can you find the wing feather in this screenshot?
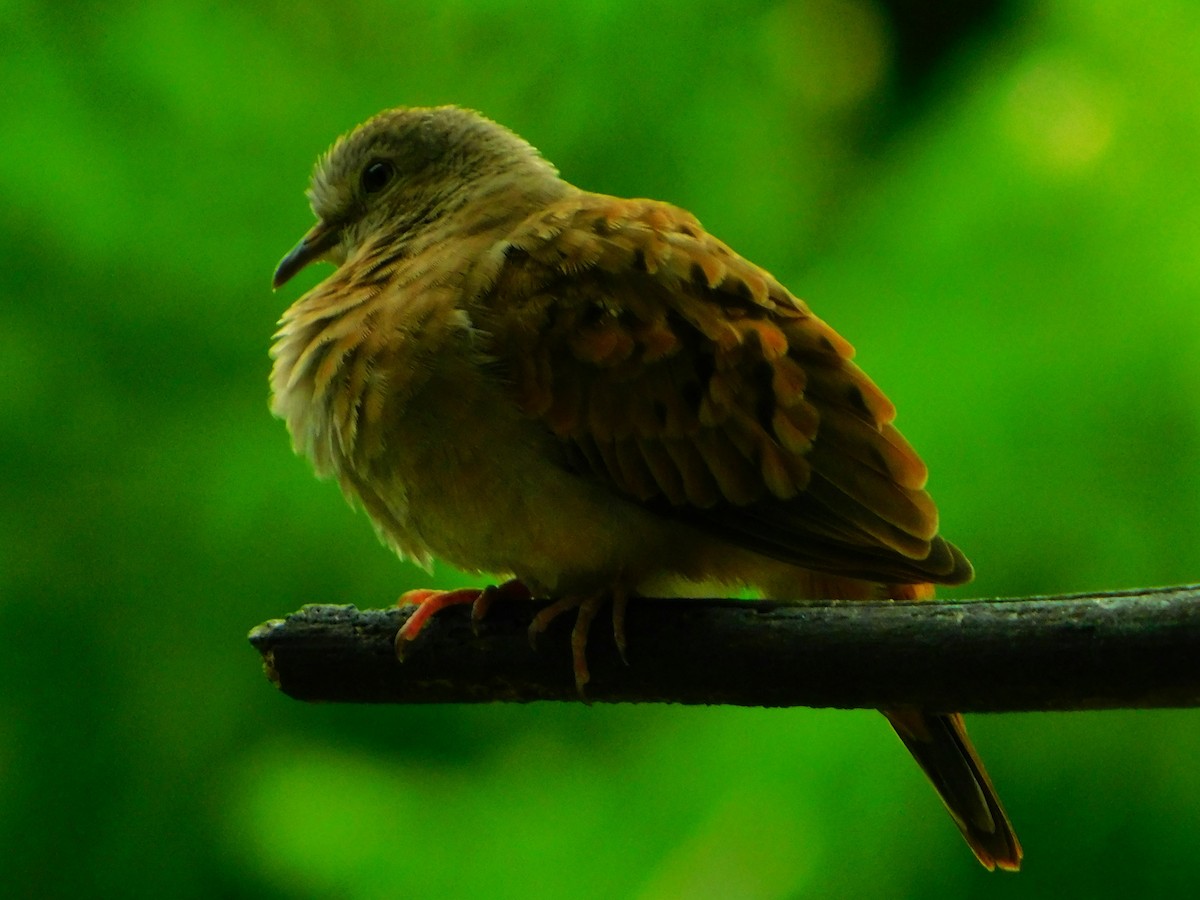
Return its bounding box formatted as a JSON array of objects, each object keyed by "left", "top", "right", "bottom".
[{"left": 468, "top": 193, "right": 971, "bottom": 586}]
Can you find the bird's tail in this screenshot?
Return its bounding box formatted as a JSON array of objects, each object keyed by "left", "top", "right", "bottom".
[{"left": 884, "top": 707, "right": 1022, "bottom": 871}]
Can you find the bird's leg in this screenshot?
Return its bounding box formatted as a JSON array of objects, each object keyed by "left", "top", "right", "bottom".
[
  {"left": 528, "top": 589, "right": 628, "bottom": 695},
  {"left": 570, "top": 592, "right": 606, "bottom": 694},
  {"left": 398, "top": 581, "right": 627, "bottom": 693},
  {"left": 394, "top": 579, "right": 530, "bottom": 660},
  {"left": 470, "top": 578, "right": 532, "bottom": 635}
]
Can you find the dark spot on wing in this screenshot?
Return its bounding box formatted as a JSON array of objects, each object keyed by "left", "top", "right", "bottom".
[
  {"left": 751, "top": 359, "right": 776, "bottom": 432},
  {"left": 716, "top": 278, "right": 768, "bottom": 318},
  {"left": 846, "top": 384, "right": 872, "bottom": 419},
  {"left": 732, "top": 278, "right": 754, "bottom": 303}
]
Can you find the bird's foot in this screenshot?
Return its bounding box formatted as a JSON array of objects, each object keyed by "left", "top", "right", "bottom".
[
  {"left": 468, "top": 579, "right": 533, "bottom": 634},
  {"left": 528, "top": 586, "right": 630, "bottom": 696},
  {"left": 394, "top": 579, "right": 530, "bottom": 660}
]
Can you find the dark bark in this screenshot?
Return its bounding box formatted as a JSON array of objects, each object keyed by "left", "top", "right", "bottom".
[{"left": 248, "top": 584, "right": 1200, "bottom": 711}]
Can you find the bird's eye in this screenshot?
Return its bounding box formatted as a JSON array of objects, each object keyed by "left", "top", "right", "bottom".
[{"left": 361, "top": 159, "right": 394, "bottom": 194}]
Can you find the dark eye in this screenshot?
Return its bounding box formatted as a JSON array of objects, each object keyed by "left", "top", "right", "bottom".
[{"left": 361, "top": 159, "right": 394, "bottom": 194}]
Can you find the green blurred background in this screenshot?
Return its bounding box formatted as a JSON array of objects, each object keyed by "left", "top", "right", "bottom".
[{"left": 4, "top": 0, "right": 1200, "bottom": 897}]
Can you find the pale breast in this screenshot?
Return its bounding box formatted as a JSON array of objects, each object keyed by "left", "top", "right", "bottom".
[
  {"left": 268, "top": 242, "right": 640, "bottom": 583},
  {"left": 269, "top": 236, "right": 484, "bottom": 563}
]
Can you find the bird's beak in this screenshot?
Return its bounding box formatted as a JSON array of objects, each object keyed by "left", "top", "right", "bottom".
[{"left": 272, "top": 219, "right": 341, "bottom": 289}]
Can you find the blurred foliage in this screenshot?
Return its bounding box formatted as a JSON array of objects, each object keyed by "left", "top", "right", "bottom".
[{"left": 3, "top": 0, "right": 1200, "bottom": 897}]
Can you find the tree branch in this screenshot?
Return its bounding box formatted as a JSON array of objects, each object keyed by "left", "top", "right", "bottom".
[{"left": 248, "top": 584, "right": 1200, "bottom": 711}]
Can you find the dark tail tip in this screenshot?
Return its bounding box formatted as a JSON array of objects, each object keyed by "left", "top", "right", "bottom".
[{"left": 884, "top": 709, "right": 1022, "bottom": 871}]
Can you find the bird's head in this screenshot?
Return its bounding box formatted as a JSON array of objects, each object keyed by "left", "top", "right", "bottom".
[{"left": 273, "top": 105, "right": 559, "bottom": 289}]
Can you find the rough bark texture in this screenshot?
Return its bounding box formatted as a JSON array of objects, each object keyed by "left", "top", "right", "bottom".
[{"left": 248, "top": 584, "right": 1200, "bottom": 711}]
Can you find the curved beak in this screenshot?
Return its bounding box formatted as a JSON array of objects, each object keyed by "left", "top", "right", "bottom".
[{"left": 272, "top": 219, "right": 341, "bottom": 289}]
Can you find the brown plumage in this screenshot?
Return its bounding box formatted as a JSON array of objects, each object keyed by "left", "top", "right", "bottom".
[{"left": 270, "top": 105, "right": 1020, "bottom": 871}]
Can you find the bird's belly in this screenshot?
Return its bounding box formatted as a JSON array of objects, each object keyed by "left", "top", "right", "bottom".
[{"left": 361, "top": 368, "right": 660, "bottom": 592}]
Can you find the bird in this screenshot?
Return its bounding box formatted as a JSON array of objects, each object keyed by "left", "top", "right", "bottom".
[{"left": 270, "top": 105, "right": 1021, "bottom": 871}]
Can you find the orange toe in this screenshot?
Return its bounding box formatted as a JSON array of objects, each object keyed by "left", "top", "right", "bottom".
[
  {"left": 395, "top": 587, "right": 483, "bottom": 659},
  {"left": 526, "top": 591, "right": 613, "bottom": 696},
  {"left": 398, "top": 588, "right": 442, "bottom": 608}
]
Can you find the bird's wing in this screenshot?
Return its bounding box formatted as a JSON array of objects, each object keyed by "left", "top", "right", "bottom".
[{"left": 466, "top": 193, "right": 971, "bottom": 585}]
